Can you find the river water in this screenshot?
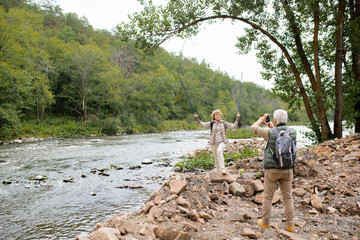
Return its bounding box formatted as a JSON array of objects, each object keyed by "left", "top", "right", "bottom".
[{"left": 0, "top": 126, "right": 313, "bottom": 240}]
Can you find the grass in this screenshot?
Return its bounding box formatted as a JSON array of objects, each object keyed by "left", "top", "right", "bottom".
[
  {"left": 226, "top": 128, "right": 258, "bottom": 139},
  {"left": 2, "top": 117, "right": 201, "bottom": 141},
  {"left": 174, "top": 147, "right": 259, "bottom": 171}
]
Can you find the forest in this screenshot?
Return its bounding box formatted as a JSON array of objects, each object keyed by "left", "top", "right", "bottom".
[{"left": 1, "top": 0, "right": 310, "bottom": 140}]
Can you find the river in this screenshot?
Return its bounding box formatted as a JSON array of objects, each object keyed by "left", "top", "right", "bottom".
[{"left": 0, "top": 126, "right": 316, "bottom": 240}]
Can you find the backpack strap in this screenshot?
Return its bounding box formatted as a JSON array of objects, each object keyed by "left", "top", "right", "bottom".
[
  {"left": 270, "top": 127, "right": 280, "bottom": 138},
  {"left": 284, "top": 126, "right": 290, "bottom": 134},
  {"left": 269, "top": 128, "right": 279, "bottom": 156}
]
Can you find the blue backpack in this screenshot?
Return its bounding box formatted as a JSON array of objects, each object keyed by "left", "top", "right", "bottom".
[{"left": 270, "top": 127, "right": 296, "bottom": 168}]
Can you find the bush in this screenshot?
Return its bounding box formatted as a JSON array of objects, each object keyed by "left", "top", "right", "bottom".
[
  {"left": 175, "top": 147, "right": 259, "bottom": 171},
  {"left": 226, "top": 128, "right": 257, "bottom": 139},
  {"left": 174, "top": 151, "right": 214, "bottom": 171},
  {"left": 101, "top": 118, "right": 122, "bottom": 135},
  {"left": 224, "top": 147, "right": 259, "bottom": 161}
]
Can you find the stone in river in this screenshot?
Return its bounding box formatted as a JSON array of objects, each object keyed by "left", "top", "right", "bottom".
[
  {"left": 28, "top": 175, "right": 48, "bottom": 181},
  {"left": 142, "top": 159, "right": 153, "bottom": 164},
  {"left": 63, "top": 178, "right": 75, "bottom": 183},
  {"left": 129, "top": 165, "right": 141, "bottom": 170}
]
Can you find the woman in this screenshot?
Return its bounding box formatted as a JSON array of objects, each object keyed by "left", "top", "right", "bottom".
[{"left": 194, "top": 110, "right": 240, "bottom": 174}]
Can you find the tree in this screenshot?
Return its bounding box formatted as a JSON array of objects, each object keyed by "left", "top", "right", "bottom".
[
  {"left": 0, "top": 7, "right": 53, "bottom": 129},
  {"left": 117, "top": 0, "right": 358, "bottom": 141},
  {"left": 68, "top": 43, "right": 107, "bottom": 125}
]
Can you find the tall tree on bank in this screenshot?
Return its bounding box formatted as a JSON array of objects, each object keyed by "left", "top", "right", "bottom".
[
  {"left": 348, "top": 0, "right": 360, "bottom": 132},
  {"left": 117, "top": 0, "right": 358, "bottom": 141}
]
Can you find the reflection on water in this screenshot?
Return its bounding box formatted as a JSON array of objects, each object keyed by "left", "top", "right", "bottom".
[{"left": 0, "top": 127, "right": 317, "bottom": 240}]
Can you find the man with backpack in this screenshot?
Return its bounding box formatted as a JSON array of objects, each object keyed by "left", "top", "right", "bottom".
[{"left": 250, "top": 109, "right": 297, "bottom": 232}]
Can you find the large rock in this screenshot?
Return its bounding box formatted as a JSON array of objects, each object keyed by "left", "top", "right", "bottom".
[
  {"left": 209, "top": 172, "right": 238, "bottom": 183},
  {"left": 242, "top": 227, "right": 258, "bottom": 239},
  {"left": 314, "top": 146, "right": 332, "bottom": 157},
  {"left": 88, "top": 227, "right": 120, "bottom": 240},
  {"left": 176, "top": 196, "right": 191, "bottom": 209},
  {"left": 277, "top": 228, "right": 303, "bottom": 240},
  {"left": 343, "top": 151, "right": 360, "bottom": 161},
  {"left": 253, "top": 190, "right": 281, "bottom": 204},
  {"left": 146, "top": 206, "right": 163, "bottom": 223},
  {"left": 293, "top": 187, "right": 307, "bottom": 196},
  {"left": 169, "top": 180, "right": 188, "bottom": 195},
  {"left": 251, "top": 180, "right": 264, "bottom": 192},
  {"left": 229, "top": 182, "right": 246, "bottom": 196},
  {"left": 153, "top": 227, "right": 191, "bottom": 240},
  {"left": 311, "top": 194, "right": 323, "bottom": 211},
  {"left": 153, "top": 195, "right": 163, "bottom": 205}
]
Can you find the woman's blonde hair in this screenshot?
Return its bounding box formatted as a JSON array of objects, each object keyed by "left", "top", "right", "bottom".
[{"left": 211, "top": 109, "right": 223, "bottom": 120}]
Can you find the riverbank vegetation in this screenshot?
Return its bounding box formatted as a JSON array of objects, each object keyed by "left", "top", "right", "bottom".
[
  {"left": 0, "top": 1, "right": 310, "bottom": 141},
  {"left": 174, "top": 147, "right": 259, "bottom": 171}
]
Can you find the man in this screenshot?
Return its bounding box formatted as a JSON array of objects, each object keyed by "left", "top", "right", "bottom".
[{"left": 250, "top": 109, "right": 297, "bottom": 232}]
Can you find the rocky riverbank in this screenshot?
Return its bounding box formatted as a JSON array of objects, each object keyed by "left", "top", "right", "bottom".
[{"left": 75, "top": 134, "right": 360, "bottom": 240}]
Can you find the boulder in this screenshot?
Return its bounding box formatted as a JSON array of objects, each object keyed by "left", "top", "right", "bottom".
[
  {"left": 188, "top": 209, "right": 200, "bottom": 221},
  {"left": 253, "top": 190, "right": 281, "bottom": 204},
  {"left": 154, "top": 227, "right": 191, "bottom": 240},
  {"left": 169, "top": 180, "right": 188, "bottom": 195},
  {"left": 314, "top": 146, "right": 332, "bottom": 157},
  {"left": 153, "top": 195, "right": 163, "bottom": 205},
  {"left": 28, "top": 175, "right": 47, "bottom": 180},
  {"left": 209, "top": 172, "right": 238, "bottom": 183},
  {"left": 343, "top": 151, "right": 360, "bottom": 161},
  {"left": 176, "top": 196, "right": 191, "bottom": 209},
  {"left": 88, "top": 227, "right": 120, "bottom": 240},
  {"left": 293, "top": 187, "right": 307, "bottom": 196},
  {"left": 251, "top": 179, "right": 264, "bottom": 192},
  {"left": 229, "top": 182, "right": 246, "bottom": 196},
  {"left": 198, "top": 211, "right": 212, "bottom": 220},
  {"left": 311, "top": 194, "right": 323, "bottom": 211},
  {"left": 242, "top": 227, "right": 258, "bottom": 239},
  {"left": 209, "top": 193, "right": 220, "bottom": 200},
  {"left": 142, "top": 159, "right": 153, "bottom": 164}
]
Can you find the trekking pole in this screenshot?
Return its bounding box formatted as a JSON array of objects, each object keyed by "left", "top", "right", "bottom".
[
  {"left": 238, "top": 72, "right": 243, "bottom": 113},
  {"left": 176, "top": 69, "right": 196, "bottom": 114}
]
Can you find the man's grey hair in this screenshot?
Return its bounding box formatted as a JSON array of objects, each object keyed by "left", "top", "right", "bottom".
[{"left": 274, "top": 109, "right": 288, "bottom": 124}]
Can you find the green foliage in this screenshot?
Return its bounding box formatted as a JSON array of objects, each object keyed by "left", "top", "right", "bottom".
[
  {"left": 101, "top": 118, "right": 122, "bottom": 135},
  {"left": 19, "top": 118, "right": 98, "bottom": 138},
  {"left": 224, "top": 147, "right": 259, "bottom": 161},
  {"left": 174, "top": 151, "right": 214, "bottom": 171},
  {"left": 175, "top": 147, "right": 259, "bottom": 171},
  {"left": 226, "top": 128, "right": 258, "bottom": 139},
  {"left": 0, "top": 1, "right": 309, "bottom": 141}
]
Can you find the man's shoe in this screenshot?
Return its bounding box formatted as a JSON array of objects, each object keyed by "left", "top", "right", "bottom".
[
  {"left": 257, "top": 219, "right": 270, "bottom": 228},
  {"left": 286, "top": 225, "right": 295, "bottom": 232}
]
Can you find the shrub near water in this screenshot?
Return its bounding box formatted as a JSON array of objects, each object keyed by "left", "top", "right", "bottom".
[
  {"left": 175, "top": 147, "right": 259, "bottom": 171},
  {"left": 175, "top": 151, "right": 215, "bottom": 171},
  {"left": 226, "top": 128, "right": 257, "bottom": 139}
]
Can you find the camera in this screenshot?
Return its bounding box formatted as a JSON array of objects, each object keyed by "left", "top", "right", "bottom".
[{"left": 266, "top": 115, "right": 270, "bottom": 123}]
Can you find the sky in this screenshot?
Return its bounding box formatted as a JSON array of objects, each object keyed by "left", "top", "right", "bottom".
[{"left": 49, "top": 0, "right": 272, "bottom": 89}]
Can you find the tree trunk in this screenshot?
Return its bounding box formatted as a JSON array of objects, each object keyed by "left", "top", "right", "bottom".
[
  {"left": 350, "top": 0, "right": 360, "bottom": 132},
  {"left": 282, "top": 0, "right": 331, "bottom": 140},
  {"left": 334, "top": 0, "right": 345, "bottom": 138}
]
